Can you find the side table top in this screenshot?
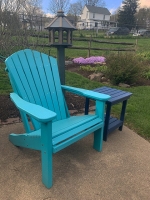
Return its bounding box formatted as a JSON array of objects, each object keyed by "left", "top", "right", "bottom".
[{"left": 94, "top": 86, "right": 132, "bottom": 104}]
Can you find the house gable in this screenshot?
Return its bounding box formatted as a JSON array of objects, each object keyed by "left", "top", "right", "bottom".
[
  {"left": 78, "top": 5, "right": 111, "bottom": 30},
  {"left": 86, "top": 5, "right": 111, "bottom": 15}
]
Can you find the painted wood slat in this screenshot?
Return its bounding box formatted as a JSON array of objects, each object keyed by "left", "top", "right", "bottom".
[
  {"left": 52, "top": 117, "right": 102, "bottom": 145},
  {"left": 7, "top": 58, "right": 40, "bottom": 130},
  {"left": 7, "top": 71, "right": 37, "bottom": 132},
  {"left": 94, "top": 86, "right": 131, "bottom": 97},
  {"left": 29, "top": 50, "right": 54, "bottom": 111},
  {"left": 108, "top": 118, "right": 123, "bottom": 133},
  {"left": 40, "top": 53, "right": 63, "bottom": 120},
  {"left": 53, "top": 123, "right": 102, "bottom": 153},
  {"left": 49, "top": 56, "right": 67, "bottom": 119},
  {"left": 17, "top": 50, "right": 42, "bottom": 105},
  {"left": 23, "top": 49, "right": 49, "bottom": 109},
  {"left": 96, "top": 89, "right": 130, "bottom": 99},
  {"left": 52, "top": 115, "right": 98, "bottom": 137},
  {"left": 5, "top": 56, "right": 32, "bottom": 102},
  {"left": 13, "top": 50, "right": 43, "bottom": 129}
]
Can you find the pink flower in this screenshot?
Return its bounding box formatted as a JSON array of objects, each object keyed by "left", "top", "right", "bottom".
[{"left": 73, "top": 56, "right": 106, "bottom": 64}]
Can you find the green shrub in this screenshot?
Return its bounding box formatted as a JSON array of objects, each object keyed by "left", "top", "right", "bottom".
[
  {"left": 80, "top": 64, "right": 107, "bottom": 73},
  {"left": 143, "top": 71, "right": 150, "bottom": 80},
  {"left": 80, "top": 33, "right": 84, "bottom": 37},
  {"left": 105, "top": 53, "right": 142, "bottom": 85},
  {"left": 137, "top": 52, "right": 150, "bottom": 61}
]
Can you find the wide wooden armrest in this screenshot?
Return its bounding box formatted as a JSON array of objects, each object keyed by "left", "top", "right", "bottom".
[
  {"left": 62, "top": 85, "right": 110, "bottom": 101},
  {"left": 10, "top": 93, "right": 56, "bottom": 122}
]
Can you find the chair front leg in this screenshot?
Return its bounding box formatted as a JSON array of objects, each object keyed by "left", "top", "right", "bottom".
[
  {"left": 93, "top": 101, "right": 105, "bottom": 151},
  {"left": 93, "top": 127, "right": 103, "bottom": 151},
  {"left": 41, "top": 121, "right": 53, "bottom": 188}
]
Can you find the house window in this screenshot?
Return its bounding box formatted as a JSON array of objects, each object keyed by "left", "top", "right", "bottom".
[
  {"left": 93, "top": 13, "right": 95, "bottom": 18},
  {"left": 95, "top": 22, "right": 98, "bottom": 27},
  {"left": 87, "top": 22, "right": 88, "bottom": 26},
  {"left": 83, "top": 23, "right": 84, "bottom": 26}
]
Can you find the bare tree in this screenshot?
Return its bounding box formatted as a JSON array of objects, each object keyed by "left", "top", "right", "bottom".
[
  {"left": 20, "top": 0, "right": 43, "bottom": 15},
  {"left": 68, "top": 1, "right": 82, "bottom": 16},
  {"left": 0, "top": 0, "right": 23, "bottom": 13},
  {"left": 0, "top": 0, "right": 43, "bottom": 31},
  {"left": 135, "top": 8, "right": 150, "bottom": 29},
  {"left": 0, "top": 0, "right": 23, "bottom": 31},
  {"left": 82, "top": 0, "right": 105, "bottom": 7},
  {"left": 0, "top": 0, "right": 43, "bottom": 14},
  {"left": 48, "top": 0, "right": 70, "bottom": 14},
  {"left": 67, "top": 1, "right": 82, "bottom": 24}
]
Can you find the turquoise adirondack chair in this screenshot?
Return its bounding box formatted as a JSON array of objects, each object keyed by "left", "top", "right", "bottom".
[{"left": 5, "top": 49, "right": 110, "bottom": 188}]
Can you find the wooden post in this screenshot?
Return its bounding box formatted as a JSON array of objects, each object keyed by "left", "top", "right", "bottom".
[
  {"left": 57, "top": 46, "right": 65, "bottom": 85},
  {"left": 87, "top": 35, "right": 92, "bottom": 57},
  {"left": 135, "top": 39, "right": 138, "bottom": 51}
]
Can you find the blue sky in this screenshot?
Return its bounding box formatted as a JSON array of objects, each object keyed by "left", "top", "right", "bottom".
[
  {"left": 42, "top": 0, "right": 122, "bottom": 14},
  {"left": 104, "top": 0, "right": 122, "bottom": 13},
  {"left": 42, "top": 0, "right": 150, "bottom": 15}
]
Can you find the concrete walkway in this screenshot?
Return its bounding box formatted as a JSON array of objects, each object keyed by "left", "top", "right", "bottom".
[{"left": 0, "top": 123, "right": 150, "bottom": 200}]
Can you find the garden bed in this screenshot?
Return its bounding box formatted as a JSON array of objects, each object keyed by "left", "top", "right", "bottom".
[{"left": 1, "top": 62, "right": 150, "bottom": 124}]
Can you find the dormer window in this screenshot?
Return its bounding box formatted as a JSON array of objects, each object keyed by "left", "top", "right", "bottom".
[{"left": 93, "top": 13, "right": 95, "bottom": 18}]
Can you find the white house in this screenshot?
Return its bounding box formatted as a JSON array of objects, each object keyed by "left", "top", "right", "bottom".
[{"left": 77, "top": 5, "right": 111, "bottom": 30}]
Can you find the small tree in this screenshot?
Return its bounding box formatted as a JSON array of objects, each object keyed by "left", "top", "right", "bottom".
[
  {"left": 82, "top": 0, "right": 105, "bottom": 7},
  {"left": 117, "top": 0, "right": 139, "bottom": 30},
  {"left": 68, "top": 1, "right": 82, "bottom": 24},
  {"left": 135, "top": 8, "right": 150, "bottom": 29},
  {"left": 48, "top": 0, "right": 70, "bottom": 14}
]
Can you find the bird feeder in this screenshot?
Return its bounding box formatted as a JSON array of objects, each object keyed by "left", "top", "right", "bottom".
[{"left": 45, "top": 10, "right": 76, "bottom": 84}]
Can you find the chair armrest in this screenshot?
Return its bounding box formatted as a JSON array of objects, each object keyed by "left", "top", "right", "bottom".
[
  {"left": 10, "top": 93, "right": 56, "bottom": 123},
  {"left": 62, "top": 85, "right": 110, "bottom": 102}
]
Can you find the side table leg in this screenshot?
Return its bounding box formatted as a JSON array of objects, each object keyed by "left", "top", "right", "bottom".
[
  {"left": 103, "top": 103, "right": 111, "bottom": 141},
  {"left": 119, "top": 100, "right": 127, "bottom": 131},
  {"left": 85, "top": 98, "right": 90, "bottom": 115}
]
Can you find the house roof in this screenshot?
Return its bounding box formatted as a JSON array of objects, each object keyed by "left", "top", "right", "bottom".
[{"left": 85, "top": 5, "right": 111, "bottom": 15}]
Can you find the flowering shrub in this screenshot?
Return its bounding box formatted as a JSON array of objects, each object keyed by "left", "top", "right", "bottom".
[{"left": 72, "top": 56, "right": 106, "bottom": 64}]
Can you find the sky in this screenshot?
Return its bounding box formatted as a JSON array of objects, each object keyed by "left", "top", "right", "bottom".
[{"left": 42, "top": 0, "right": 150, "bottom": 15}]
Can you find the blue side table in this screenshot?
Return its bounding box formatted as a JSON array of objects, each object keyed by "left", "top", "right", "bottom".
[{"left": 85, "top": 86, "right": 132, "bottom": 141}]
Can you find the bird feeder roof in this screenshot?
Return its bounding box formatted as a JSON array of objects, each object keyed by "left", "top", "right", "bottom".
[{"left": 45, "top": 10, "right": 76, "bottom": 30}]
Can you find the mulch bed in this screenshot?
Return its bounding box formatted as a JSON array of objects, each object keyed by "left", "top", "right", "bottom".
[{"left": 0, "top": 93, "right": 95, "bottom": 124}]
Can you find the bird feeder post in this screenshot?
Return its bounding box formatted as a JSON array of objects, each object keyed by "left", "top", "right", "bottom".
[{"left": 45, "top": 10, "right": 76, "bottom": 85}]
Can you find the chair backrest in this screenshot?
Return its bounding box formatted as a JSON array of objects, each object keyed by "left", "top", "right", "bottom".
[{"left": 5, "top": 49, "right": 69, "bottom": 131}]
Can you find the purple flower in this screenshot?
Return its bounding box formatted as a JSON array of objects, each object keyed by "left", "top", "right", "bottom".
[{"left": 73, "top": 56, "right": 106, "bottom": 64}]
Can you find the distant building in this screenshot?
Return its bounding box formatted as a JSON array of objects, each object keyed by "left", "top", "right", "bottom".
[{"left": 77, "top": 5, "right": 111, "bottom": 30}]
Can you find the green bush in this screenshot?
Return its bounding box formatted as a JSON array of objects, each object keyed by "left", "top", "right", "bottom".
[
  {"left": 137, "top": 52, "right": 150, "bottom": 61},
  {"left": 80, "top": 64, "right": 107, "bottom": 73},
  {"left": 105, "top": 53, "right": 142, "bottom": 85},
  {"left": 143, "top": 71, "right": 150, "bottom": 80}
]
